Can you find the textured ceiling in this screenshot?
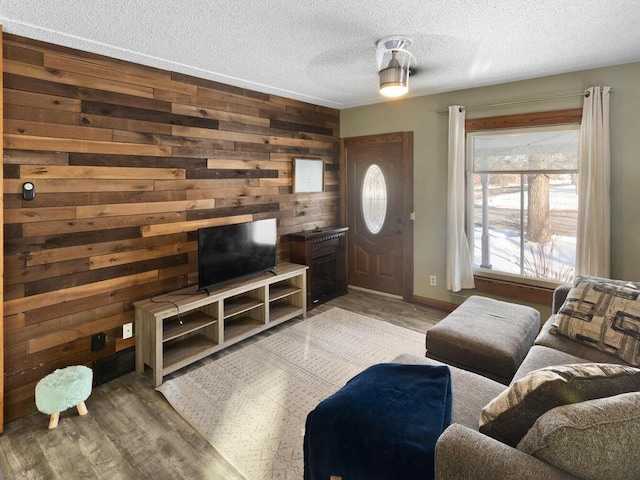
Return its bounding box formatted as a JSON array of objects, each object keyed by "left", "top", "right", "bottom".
[{"left": 1, "top": 0, "right": 640, "bottom": 109}]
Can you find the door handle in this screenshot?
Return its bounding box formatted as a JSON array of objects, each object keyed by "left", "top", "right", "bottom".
[{"left": 392, "top": 229, "right": 402, "bottom": 235}]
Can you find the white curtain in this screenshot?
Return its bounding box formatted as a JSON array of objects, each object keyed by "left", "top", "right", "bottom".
[
  {"left": 446, "top": 105, "right": 475, "bottom": 291},
  {"left": 576, "top": 86, "right": 611, "bottom": 277}
]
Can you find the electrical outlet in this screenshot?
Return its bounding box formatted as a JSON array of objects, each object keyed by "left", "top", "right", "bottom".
[
  {"left": 430, "top": 275, "right": 437, "bottom": 286},
  {"left": 91, "top": 332, "right": 106, "bottom": 352},
  {"left": 123, "top": 322, "right": 133, "bottom": 339}
]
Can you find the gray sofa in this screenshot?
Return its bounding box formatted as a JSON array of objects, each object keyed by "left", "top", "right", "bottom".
[{"left": 397, "top": 283, "right": 640, "bottom": 480}]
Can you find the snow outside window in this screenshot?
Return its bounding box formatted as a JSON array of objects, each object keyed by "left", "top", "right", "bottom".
[{"left": 467, "top": 125, "right": 580, "bottom": 283}]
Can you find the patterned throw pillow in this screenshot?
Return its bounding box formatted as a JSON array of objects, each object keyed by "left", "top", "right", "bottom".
[
  {"left": 574, "top": 274, "right": 640, "bottom": 290},
  {"left": 479, "top": 363, "right": 640, "bottom": 447},
  {"left": 552, "top": 279, "right": 640, "bottom": 366}
]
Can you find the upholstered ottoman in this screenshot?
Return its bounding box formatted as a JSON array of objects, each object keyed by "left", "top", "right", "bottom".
[
  {"left": 304, "top": 363, "right": 452, "bottom": 480},
  {"left": 426, "top": 296, "right": 540, "bottom": 385}
]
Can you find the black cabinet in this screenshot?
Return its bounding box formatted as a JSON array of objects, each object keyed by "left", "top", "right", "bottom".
[{"left": 290, "top": 227, "right": 348, "bottom": 309}]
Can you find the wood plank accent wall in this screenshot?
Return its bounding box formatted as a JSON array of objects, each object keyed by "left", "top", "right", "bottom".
[
  {"left": 0, "top": 25, "right": 5, "bottom": 432},
  {"left": 2, "top": 33, "right": 340, "bottom": 422}
]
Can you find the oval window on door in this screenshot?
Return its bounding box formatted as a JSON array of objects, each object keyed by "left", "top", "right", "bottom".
[{"left": 361, "top": 164, "right": 387, "bottom": 234}]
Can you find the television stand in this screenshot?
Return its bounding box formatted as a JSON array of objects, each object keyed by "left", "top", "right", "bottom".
[{"left": 134, "top": 262, "right": 307, "bottom": 387}]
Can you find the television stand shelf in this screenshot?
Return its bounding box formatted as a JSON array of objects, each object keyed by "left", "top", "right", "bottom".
[{"left": 134, "top": 262, "right": 307, "bottom": 386}]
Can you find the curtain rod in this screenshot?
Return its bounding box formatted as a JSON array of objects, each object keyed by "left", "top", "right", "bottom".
[{"left": 435, "top": 88, "right": 613, "bottom": 115}]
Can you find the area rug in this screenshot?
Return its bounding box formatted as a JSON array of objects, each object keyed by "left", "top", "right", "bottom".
[{"left": 157, "top": 307, "right": 425, "bottom": 479}]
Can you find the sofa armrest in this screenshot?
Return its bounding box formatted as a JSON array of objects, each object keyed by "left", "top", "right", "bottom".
[
  {"left": 435, "top": 424, "right": 579, "bottom": 480},
  {"left": 552, "top": 283, "right": 572, "bottom": 314}
]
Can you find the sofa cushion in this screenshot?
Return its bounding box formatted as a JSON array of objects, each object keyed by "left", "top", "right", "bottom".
[
  {"left": 535, "top": 318, "right": 630, "bottom": 366},
  {"left": 479, "top": 363, "right": 640, "bottom": 447},
  {"left": 552, "top": 279, "right": 640, "bottom": 366},
  {"left": 517, "top": 392, "right": 640, "bottom": 480},
  {"left": 511, "top": 345, "right": 594, "bottom": 383}
]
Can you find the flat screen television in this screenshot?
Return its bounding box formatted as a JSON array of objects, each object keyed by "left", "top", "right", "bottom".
[{"left": 198, "top": 218, "right": 277, "bottom": 292}]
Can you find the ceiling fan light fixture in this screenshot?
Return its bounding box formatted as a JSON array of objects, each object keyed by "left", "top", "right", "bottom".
[
  {"left": 379, "top": 53, "right": 409, "bottom": 97},
  {"left": 376, "top": 36, "right": 415, "bottom": 98}
]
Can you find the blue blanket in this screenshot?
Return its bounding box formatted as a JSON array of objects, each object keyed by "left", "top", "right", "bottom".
[{"left": 304, "top": 363, "right": 452, "bottom": 480}]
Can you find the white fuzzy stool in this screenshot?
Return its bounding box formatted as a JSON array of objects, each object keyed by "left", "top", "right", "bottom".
[{"left": 35, "top": 365, "right": 93, "bottom": 429}]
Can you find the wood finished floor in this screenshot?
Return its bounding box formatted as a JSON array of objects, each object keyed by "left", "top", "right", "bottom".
[{"left": 0, "top": 289, "right": 446, "bottom": 480}]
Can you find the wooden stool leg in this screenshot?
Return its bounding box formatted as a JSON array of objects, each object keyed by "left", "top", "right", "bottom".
[
  {"left": 48, "top": 412, "right": 60, "bottom": 429},
  {"left": 76, "top": 401, "right": 88, "bottom": 416}
]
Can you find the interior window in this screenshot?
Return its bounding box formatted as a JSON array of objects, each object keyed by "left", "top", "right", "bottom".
[{"left": 467, "top": 125, "right": 579, "bottom": 283}]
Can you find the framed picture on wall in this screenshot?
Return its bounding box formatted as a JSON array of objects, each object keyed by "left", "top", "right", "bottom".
[{"left": 293, "top": 158, "right": 324, "bottom": 193}]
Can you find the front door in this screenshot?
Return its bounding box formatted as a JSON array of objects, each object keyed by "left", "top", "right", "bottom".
[{"left": 342, "top": 132, "right": 413, "bottom": 300}]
